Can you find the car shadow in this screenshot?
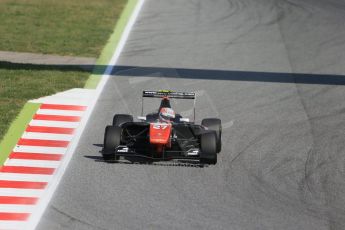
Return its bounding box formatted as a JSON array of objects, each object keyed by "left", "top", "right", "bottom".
[
  {"left": 85, "top": 149, "right": 206, "bottom": 168},
  {"left": 112, "top": 65, "right": 345, "bottom": 85},
  {"left": 3, "top": 61, "right": 345, "bottom": 86}
]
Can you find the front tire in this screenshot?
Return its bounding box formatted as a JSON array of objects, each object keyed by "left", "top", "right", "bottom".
[
  {"left": 103, "top": 126, "right": 121, "bottom": 160},
  {"left": 201, "top": 118, "right": 222, "bottom": 153},
  {"left": 200, "top": 132, "right": 217, "bottom": 165}
]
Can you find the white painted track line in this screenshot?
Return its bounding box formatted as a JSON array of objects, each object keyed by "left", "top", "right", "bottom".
[
  {"left": 223, "top": 120, "right": 234, "bottom": 129},
  {"left": 13, "top": 146, "right": 67, "bottom": 154},
  {"left": 22, "top": 132, "right": 73, "bottom": 141},
  {"left": 128, "top": 76, "right": 154, "bottom": 84},
  {"left": 36, "top": 109, "right": 84, "bottom": 116},
  {"left": 29, "top": 120, "right": 80, "bottom": 128},
  {"left": 0, "top": 189, "right": 44, "bottom": 197},
  {"left": 0, "top": 173, "right": 52, "bottom": 182},
  {"left": 5, "top": 159, "right": 60, "bottom": 168}
]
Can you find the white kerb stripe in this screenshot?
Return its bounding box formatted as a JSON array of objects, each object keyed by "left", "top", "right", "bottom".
[
  {"left": 13, "top": 146, "right": 67, "bottom": 155},
  {"left": 33, "top": 98, "right": 91, "bottom": 106},
  {"left": 0, "top": 204, "right": 35, "bottom": 213},
  {"left": 22, "top": 132, "right": 73, "bottom": 141},
  {"left": 29, "top": 120, "right": 80, "bottom": 128},
  {"left": 5, "top": 159, "right": 60, "bottom": 168},
  {"left": 0, "top": 221, "right": 27, "bottom": 230},
  {"left": 0, "top": 173, "right": 52, "bottom": 182},
  {"left": 36, "top": 109, "right": 84, "bottom": 116},
  {"left": 0, "top": 188, "right": 44, "bottom": 197}
]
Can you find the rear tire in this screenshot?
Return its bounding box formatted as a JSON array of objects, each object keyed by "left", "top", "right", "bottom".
[
  {"left": 200, "top": 132, "right": 217, "bottom": 165},
  {"left": 113, "top": 114, "right": 133, "bottom": 127},
  {"left": 103, "top": 126, "right": 121, "bottom": 160},
  {"left": 201, "top": 118, "right": 222, "bottom": 153}
]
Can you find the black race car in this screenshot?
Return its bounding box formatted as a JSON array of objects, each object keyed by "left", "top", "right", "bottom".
[{"left": 102, "top": 90, "right": 222, "bottom": 165}]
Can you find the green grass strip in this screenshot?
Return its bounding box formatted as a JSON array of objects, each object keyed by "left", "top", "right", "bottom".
[
  {"left": 0, "top": 0, "right": 127, "bottom": 57},
  {"left": 0, "top": 0, "right": 139, "bottom": 165},
  {"left": 84, "top": 0, "right": 138, "bottom": 89},
  {"left": 0, "top": 103, "right": 40, "bottom": 165}
]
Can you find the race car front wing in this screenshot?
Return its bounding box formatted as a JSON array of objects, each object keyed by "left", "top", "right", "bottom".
[{"left": 113, "top": 145, "right": 201, "bottom": 161}]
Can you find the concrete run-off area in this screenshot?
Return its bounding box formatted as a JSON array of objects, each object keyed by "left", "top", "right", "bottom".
[{"left": 0, "top": 51, "right": 96, "bottom": 71}]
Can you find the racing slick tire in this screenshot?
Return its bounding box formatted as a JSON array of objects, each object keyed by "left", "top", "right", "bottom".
[
  {"left": 113, "top": 114, "right": 133, "bottom": 127},
  {"left": 103, "top": 125, "right": 121, "bottom": 160},
  {"left": 201, "top": 118, "right": 222, "bottom": 153},
  {"left": 200, "top": 132, "right": 217, "bottom": 165}
]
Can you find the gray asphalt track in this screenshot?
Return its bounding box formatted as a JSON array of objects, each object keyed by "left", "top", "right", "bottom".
[{"left": 37, "top": 0, "right": 345, "bottom": 229}]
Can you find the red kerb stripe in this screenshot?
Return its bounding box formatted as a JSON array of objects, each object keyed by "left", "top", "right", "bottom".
[
  {"left": 0, "top": 180, "right": 47, "bottom": 189},
  {"left": 33, "top": 114, "right": 81, "bottom": 122},
  {"left": 40, "top": 104, "right": 87, "bottom": 111},
  {"left": 10, "top": 152, "right": 63, "bottom": 161},
  {"left": 0, "top": 196, "right": 38, "bottom": 205},
  {"left": 0, "top": 166, "right": 55, "bottom": 175},
  {"left": 18, "top": 138, "right": 69, "bottom": 147},
  {"left": 0, "top": 212, "right": 30, "bottom": 221},
  {"left": 26, "top": 126, "right": 75, "bottom": 134}
]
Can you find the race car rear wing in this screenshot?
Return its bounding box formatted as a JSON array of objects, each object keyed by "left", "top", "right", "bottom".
[
  {"left": 141, "top": 90, "right": 196, "bottom": 121},
  {"left": 142, "top": 90, "right": 195, "bottom": 99}
]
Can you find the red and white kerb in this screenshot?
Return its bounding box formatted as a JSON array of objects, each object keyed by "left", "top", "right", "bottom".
[{"left": 0, "top": 103, "right": 87, "bottom": 229}]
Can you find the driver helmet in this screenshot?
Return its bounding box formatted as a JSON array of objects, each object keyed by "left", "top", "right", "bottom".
[{"left": 159, "top": 107, "right": 175, "bottom": 122}]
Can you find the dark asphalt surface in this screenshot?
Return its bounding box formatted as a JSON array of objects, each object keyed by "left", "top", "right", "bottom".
[{"left": 37, "top": 0, "right": 345, "bottom": 229}]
